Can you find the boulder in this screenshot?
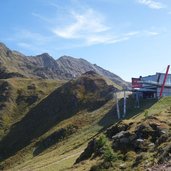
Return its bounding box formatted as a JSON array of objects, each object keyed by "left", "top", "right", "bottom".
[{"left": 106, "top": 121, "right": 130, "bottom": 139}]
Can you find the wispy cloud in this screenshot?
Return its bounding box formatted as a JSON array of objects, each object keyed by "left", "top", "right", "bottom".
[
  {"left": 6, "top": 1, "right": 164, "bottom": 52},
  {"left": 124, "top": 31, "right": 140, "bottom": 37},
  {"left": 16, "top": 30, "right": 51, "bottom": 44},
  {"left": 32, "top": 12, "right": 53, "bottom": 24},
  {"left": 145, "top": 31, "right": 160, "bottom": 36},
  {"left": 52, "top": 9, "right": 110, "bottom": 39},
  {"left": 85, "top": 32, "right": 139, "bottom": 46},
  {"left": 5, "top": 29, "right": 54, "bottom": 54},
  {"left": 85, "top": 35, "right": 126, "bottom": 45},
  {"left": 137, "top": 0, "right": 166, "bottom": 9},
  {"left": 51, "top": 8, "right": 141, "bottom": 46}
]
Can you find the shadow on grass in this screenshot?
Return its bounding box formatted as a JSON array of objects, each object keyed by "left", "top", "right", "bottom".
[
  {"left": 33, "top": 125, "right": 78, "bottom": 156},
  {"left": 98, "top": 95, "right": 158, "bottom": 128},
  {"left": 0, "top": 79, "right": 113, "bottom": 161},
  {"left": 0, "top": 84, "right": 79, "bottom": 161}
]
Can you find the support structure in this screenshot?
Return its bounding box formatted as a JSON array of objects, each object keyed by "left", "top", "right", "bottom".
[
  {"left": 123, "top": 91, "right": 127, "bottom": 118},
  {"left": 135, "top": 92, "right": 140, "bottom": 108},
  {"left": 160, "top": 65, "right": 170, "bottom": 97},
  {"left": 115, "top": 93, "right": 120, "bottom": 119}
]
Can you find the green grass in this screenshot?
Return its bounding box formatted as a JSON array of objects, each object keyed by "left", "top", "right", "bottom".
[
  {"left": 2, "top": 84, "right": 171, "bottom": 171},
  {"left": 0, "top": 73, "right": 117, "bottom": 166},
  {"left": 66, "top": 96, "right": 171, "bottom": 171},
  {"left": 2, "top": 97, "right": 116, "bottom": 171},
  {"left": 0, "top": 78, "right": 65, "bottom": 138}
]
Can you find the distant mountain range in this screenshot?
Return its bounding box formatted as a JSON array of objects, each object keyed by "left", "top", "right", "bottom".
[{"left": 0, "top": 42, "right": 128, "bottom": 88}]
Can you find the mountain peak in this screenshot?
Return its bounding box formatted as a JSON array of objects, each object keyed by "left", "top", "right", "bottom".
[
  {"left": 58, "top": 55, "right": 80, "bottom": 61},
  {"left": 27, "top": 52, "right": 57, "bottom": 70},
  {"left": 36, "top": 53, "right": 53, "bottom": 59},
  {"left": 0, "top": 42, "right": 8, "bottom": 49},
  {"left": 0, "top": 42, "right": 128, "bottom": 88},
  {"left": 0, "top": 42, "right": 10, "bottom": 54},
  {"left": 35, "top": 53, "right": 56, "bottom": 63}
]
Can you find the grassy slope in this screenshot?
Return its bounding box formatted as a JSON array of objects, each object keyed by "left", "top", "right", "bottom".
[
  {"left": 71, "top": 97, "right": 171, "bottom": 171},
  {"left": 4, "top": 96, "right": 159, "bottom": 171},
  {"left": 0, "top": 73, "right": 118, "bottom": 170},
  {"left": 0, "top": 78, "right": 65, "bottom": 138},
  {"left": 1, "top": 75, "right": 166, "bottom": 171},
  {"left": 2, "top": 98, "right": 117, "bottom": 171}
]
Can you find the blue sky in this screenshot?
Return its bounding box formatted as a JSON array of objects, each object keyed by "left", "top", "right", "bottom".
[{"left": 1, "top": 0, "right": 171, "bottom": 81}]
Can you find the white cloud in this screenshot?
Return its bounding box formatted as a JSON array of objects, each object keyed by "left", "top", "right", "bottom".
[
  {"left": 30, "top": 3, "right": 163, "bottom": 49},
  {"left": 137, "top": 0, "right": 166, "bottom": 9},
  {"left": 124, "top": 31, "right": 140, "bottom": 36},
  {"left": 145, "top": 31, "right": 160, "bottom": 36},
  {"left": 32, "top": 12, "right": 53, "bottom": 24},
  {"left": 105, "top": 37, "right": 129, "bottom": 44},
  {"left": 85, "top": 35, "right": 115, "bottom": 45},
  {"left": 8, "top": 2, "right": 164, "bottom": 52},
  {"left": 51, "top": 8, "right": 136, "bottom": 46},
  {"left": 51, "top": 7, "right": 162, "bottom": 47},
  {"left": 85, "top": 31, "right": 140, "bottom": 46},
  {"left": 52, "top": 9, "right": 110, "bottom": 39}
]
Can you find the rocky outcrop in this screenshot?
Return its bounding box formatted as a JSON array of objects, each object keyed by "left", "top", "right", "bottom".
[
  {"left": 107, "top": 117, "right": 169, "bottom": 154},
  {"left": 76, "top": 114, "right": 171, "bottom": 170}
]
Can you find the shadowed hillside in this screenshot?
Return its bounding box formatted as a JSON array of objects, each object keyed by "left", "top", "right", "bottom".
[
  {"left": 0, "top": 72, "right": 116, "bottom": 162},
  {"left": 0, "top": 78, "right": 65, "bottom": 139}
]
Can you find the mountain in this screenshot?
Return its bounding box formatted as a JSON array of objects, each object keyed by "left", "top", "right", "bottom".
[
  {"left": 0, "top": 71, "right": 117, "bottom": 169},
  {"left": 0, "top": 77, "right": 65, "bottom": 138},
  {"left": 0, "top": 42, "right": 171, "bottom": 171},
  {"left": 2, "top": 84, "right": 171, "bottom": 171},
  {"left": 0, "top": 42, "right": 128, "bottom": 88},
  {"left": 56, "top": 56, "right": 128, "bottom": 88}
]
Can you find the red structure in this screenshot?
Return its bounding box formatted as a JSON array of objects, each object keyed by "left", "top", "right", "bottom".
[
  {"left": 159, "top": 65, "right": 170, "bottom": 97},
  {"left": 132, "top": 78, "right": 142, "bottom": 88}
]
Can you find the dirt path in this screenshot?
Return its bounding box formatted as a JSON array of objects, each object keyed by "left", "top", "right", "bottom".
[
  {"left": 35, "top": 151, "right": 83, "bottom": 171},
  {"left": 16, "top": 150, "right": 83, "bottom": 171}
]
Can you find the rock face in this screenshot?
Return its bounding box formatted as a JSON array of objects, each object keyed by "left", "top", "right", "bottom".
[{"left": 0, "top": 42, "right": 128, "bottom": 88}]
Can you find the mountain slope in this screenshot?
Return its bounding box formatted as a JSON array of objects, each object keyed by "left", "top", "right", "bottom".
[
  {"left": 0, "top": 42, "right": 128, "bottom": 88},
  {"left": 73, "top": 97, "right": 171, "bottom": 171},
  {"left": 4, "top": 94, "right": 171, "bottom": 171},
  {"left": 56, "top": 56, "right": 128, "bottom": 88},
  {"left": 0, "top": 72, "right": 117, "bottom": 170},
  {"left": 0, "top": 78, "right": 65, "bottom": 138}
]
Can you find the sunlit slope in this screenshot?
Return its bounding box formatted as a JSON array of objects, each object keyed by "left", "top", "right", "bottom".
[{"left": 73, "top": 97, "right": 171, "bottom": 171}]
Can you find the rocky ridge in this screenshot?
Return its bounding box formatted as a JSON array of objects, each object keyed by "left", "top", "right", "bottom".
[{"left": 0, "top": 42, "right": 128, "bottom": 88}]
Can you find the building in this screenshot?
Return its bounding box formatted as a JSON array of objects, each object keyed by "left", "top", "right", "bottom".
[{"left": 132, "top": 72, "right": 171, "bottom": 98}]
